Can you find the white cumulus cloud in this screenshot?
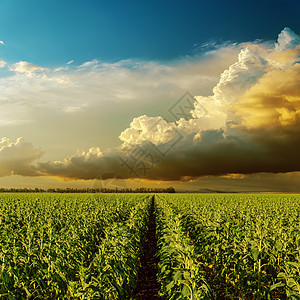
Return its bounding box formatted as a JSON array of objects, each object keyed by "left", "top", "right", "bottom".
[
  {"left": 9, "top": 61, "right": 48, "bottom": 77},
  {"left": 119, "top": 115, "right": 178, "bottom": 146},
  {"left": 275, "top": 27, "right": 300, "bottom": 51},
  {"left": 0, "top": 60, "right": 6, "bottom": 68}
]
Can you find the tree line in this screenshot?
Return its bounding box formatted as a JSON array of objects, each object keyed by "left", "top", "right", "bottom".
[{"left": 0, "top": 187, "right": 176, "bottom": 193}]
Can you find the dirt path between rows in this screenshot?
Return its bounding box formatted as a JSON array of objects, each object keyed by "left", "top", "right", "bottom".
[{"left": 133, "top": 196, "right": 160, "bottom": 299}]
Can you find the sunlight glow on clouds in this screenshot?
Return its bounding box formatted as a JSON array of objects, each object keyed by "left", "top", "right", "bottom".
[
  {"left": 0, "top": 137, "right": 43, "bottom": 177},
  {"left": 119, "top": 115, "right": 177, "bottom": 146},
  {"left": 1, "top": 54, "right": 233, "bottom": 119},
  {"left": 0, "top": 27, "right": 300, "bottom": 183},
  {"left": 120, "top": 27, "right": 300, "bottom": 143},
  {"left": 10, "top": 61, "right": 48, "bottom": 77}
]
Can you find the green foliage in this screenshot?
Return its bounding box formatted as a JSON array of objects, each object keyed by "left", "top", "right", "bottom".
[
  {"left": 0, "top": 193, "right": 151, "bottom": 299},
  {"left": 155, "top": 196, "right": 211, "bottom": 299},
  {"left": 158, "top": 193, "right": 300, "bottom": 299},
  {"left": 68, "top": 198, "right": 151, "bottom": 299},
  {"left": 1, "top": 192, "right": 300, "bottom": 299}
]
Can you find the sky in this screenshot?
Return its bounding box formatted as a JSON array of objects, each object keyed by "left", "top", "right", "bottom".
[{"left": 0, "top": 0, "right": 300, "bottom": 192}]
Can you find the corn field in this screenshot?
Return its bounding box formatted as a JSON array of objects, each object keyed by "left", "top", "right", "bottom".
[
  {"left": 155, "top": 194, "right": 300, "bottom": 299},
  {"left": 0, "top": 193, "right": 299, "bottom": 299}
]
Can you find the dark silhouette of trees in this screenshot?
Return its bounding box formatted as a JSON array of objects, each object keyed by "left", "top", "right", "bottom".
[{"left": 0, "top": 187, "right": 176, "bottom": 193}]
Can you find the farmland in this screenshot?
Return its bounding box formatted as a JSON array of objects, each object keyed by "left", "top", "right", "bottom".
[{"left": 0, "top": 193, "right": 299, "bottom": 299}]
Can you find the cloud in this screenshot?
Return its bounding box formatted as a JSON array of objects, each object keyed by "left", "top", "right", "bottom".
[
  {"left": 0, "top": 137, "right": 43, "bottom": 177},
  {"left": 9, "top": 61, "right": 48, "bottom": 77},
  {"left": 1, "top": 28, "right": 300, "bottom": 183},
  {"left": 0, "top": 41, "right": 4, "bottom": 45},
  {"left": 148, "top": 128, "right": 300, "bottom": 180},
  {"left": 0, "top": 60, "right": 6, "bottom": 68},
  {"left": 275, "top": 27, "right": 300, "bottom": 51},
  {"left": 119, "top": 28, "right": 300, "bottom": 141},
  {"left": 234, "top": 59, "right": 300, "bottom": 128},
  {"left": 0, "top": 45, "right": 238, "bottom": 126},
  {"left": 38, "top": 147, "right": 120, "bottom": 180},
  {"left": 36, "top": 27, "right": 300, "bottom": 181},
  {"left": 37, "top": 124, "right": 300, "bottom": 181},
  {"left": 119, "top": 115, "right": 178, "bottom": 146}
]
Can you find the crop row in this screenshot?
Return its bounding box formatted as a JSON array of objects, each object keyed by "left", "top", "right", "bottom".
[
  {"left": 157, "top": 193, "right": 300, "bottom": 299},
  {"left": 0, "top": 193, "right": 151, "bottom": 299},
  {"left": 1, "top": 193, "right": 300, "bottom": 299},
  {"left": 155, "top": 196, "right": 210, "bottom": 299}
]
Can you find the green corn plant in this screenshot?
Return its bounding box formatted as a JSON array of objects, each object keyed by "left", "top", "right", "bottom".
[
  {"left": 0, "top": 193, "right": 151, "bottom": 299},
  {"left": 155, "top": 195, "right": 211, "bottom": 300},
  {"left": 159, "top": 193, "right": 300, "bottom": 299}
]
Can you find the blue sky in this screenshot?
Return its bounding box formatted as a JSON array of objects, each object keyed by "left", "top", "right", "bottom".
[{"left": 1, "top": 0, "right": 299, "bottom": 65}]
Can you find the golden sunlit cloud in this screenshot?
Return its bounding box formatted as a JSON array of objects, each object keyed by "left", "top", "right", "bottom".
[
  {"left": 0, "top": 28, "right": 299, "bottom": 185},
  {"left": 221, "top": 173, "right": 248, "bottom": 179},
  {"left": 234, "top": 47, "right": 300, "bottom": 129}
]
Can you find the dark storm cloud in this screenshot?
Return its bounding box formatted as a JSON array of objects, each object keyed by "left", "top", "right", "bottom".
[{"left": 36, "top": 125, "right": 300, "bottom": 181}]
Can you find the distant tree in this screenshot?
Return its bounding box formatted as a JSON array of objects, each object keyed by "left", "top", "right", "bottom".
[{"left": 0, "top": 186, "right": 176, "bottom": 193}]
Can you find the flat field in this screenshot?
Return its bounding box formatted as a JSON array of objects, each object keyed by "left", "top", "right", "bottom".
[{"left": 0, "top": 193, "right": 299, "bottom": 299}]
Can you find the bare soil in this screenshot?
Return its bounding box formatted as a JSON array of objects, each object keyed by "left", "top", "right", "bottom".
[{"left": 133, "top": 196, "right": 160, "bottom": 299}]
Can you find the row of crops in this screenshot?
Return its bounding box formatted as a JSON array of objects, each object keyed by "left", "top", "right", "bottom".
[
  {"left": 155, "top": 193, "right": 300, "bottom": 299},
  {"left": 0, "top": 193, "right": 151, "bottom": 299},
  {"left": 0, "top": 193, "right": 300, "bottom": 299}
]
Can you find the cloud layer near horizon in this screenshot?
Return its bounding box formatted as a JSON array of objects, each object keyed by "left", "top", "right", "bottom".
[
  {"left": 1, "top": 28, "right": 300, "bottom": 182},
  {"left": 0, "top": 137, "right": 43, "bottom": 177}
]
